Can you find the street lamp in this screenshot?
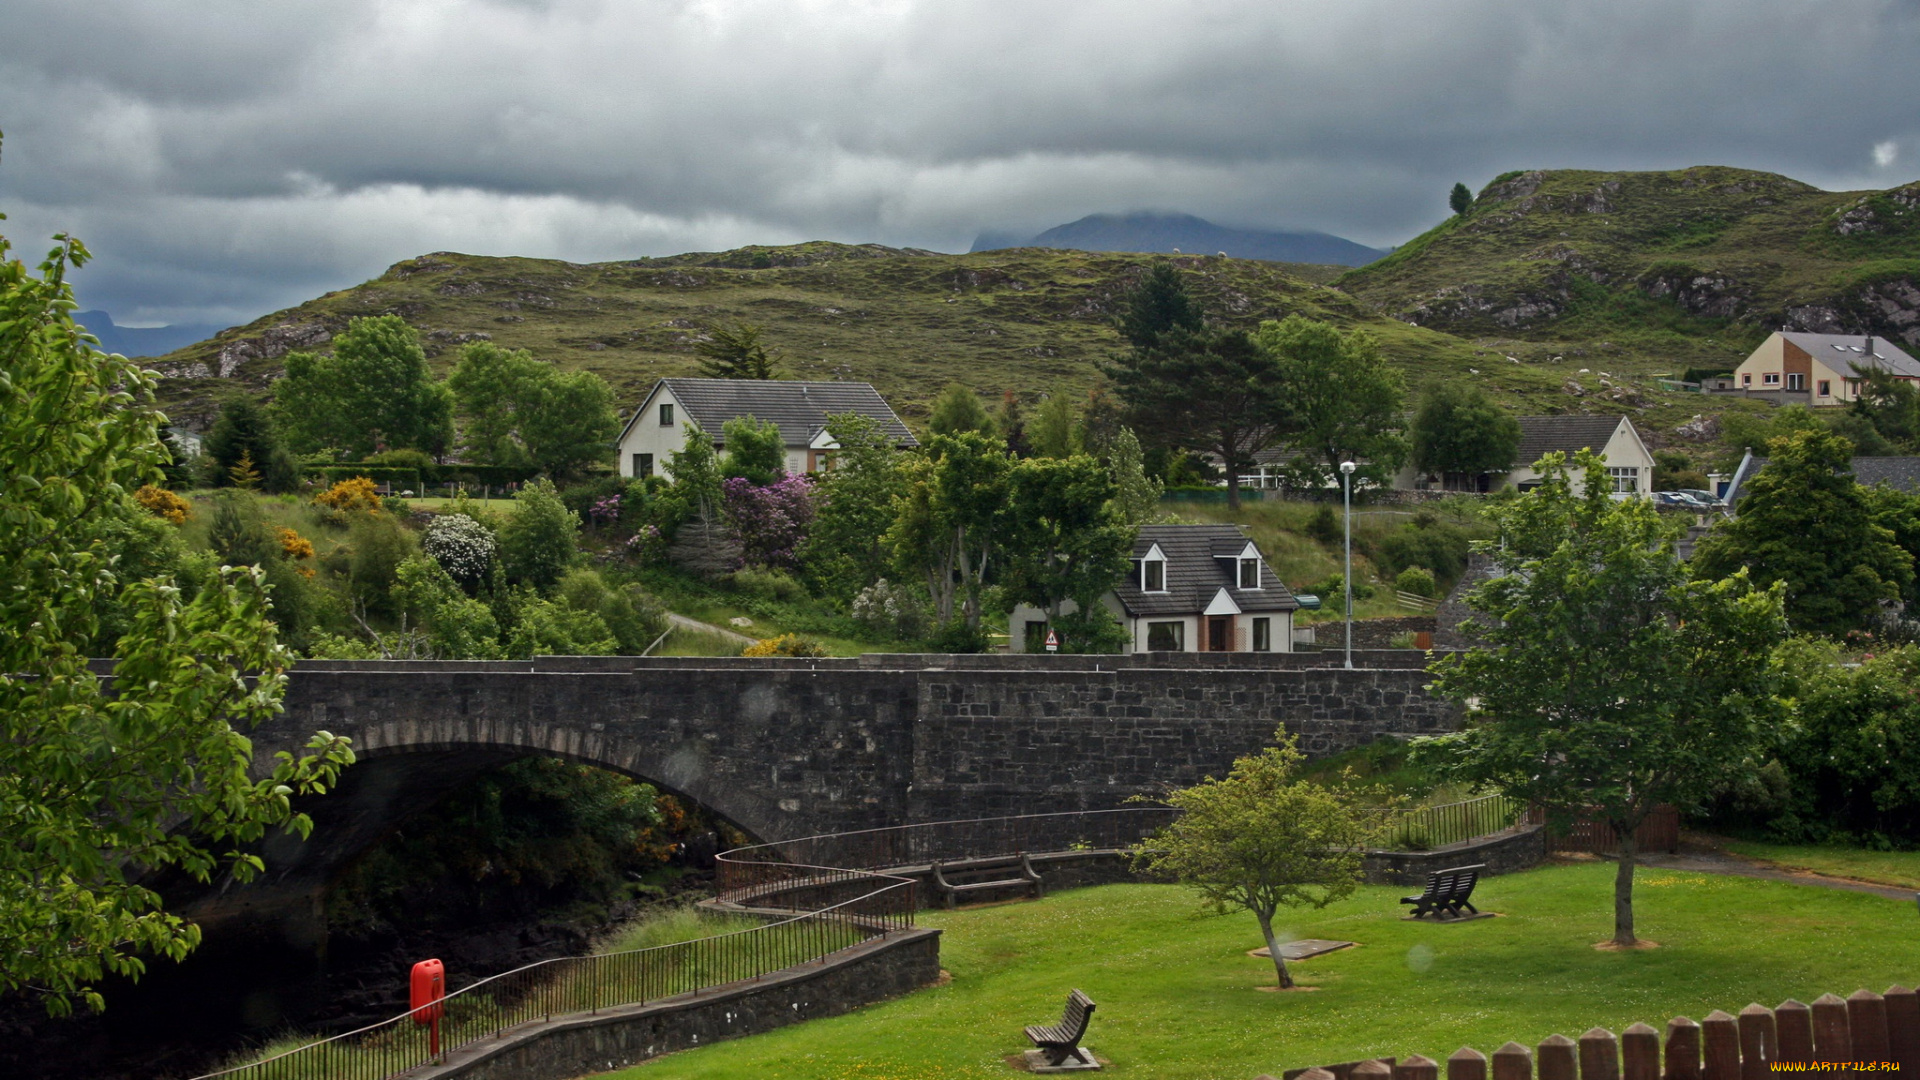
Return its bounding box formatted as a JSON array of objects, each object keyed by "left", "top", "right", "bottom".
[{"left": 1339, "top": 461, "right": 1356, "bottom": 670}]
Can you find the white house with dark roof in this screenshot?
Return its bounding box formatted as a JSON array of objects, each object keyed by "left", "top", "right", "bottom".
[
  {"left": 1724, "top": 332, "right": 1920, "bottom": 405},
  {"left": 615, "top": 378, "right": 917, "bottom": 480},
  {"left": 1007, "top": 524, "right": 1299, "bottom": 654},
  {"left": 1505, "top": 415, "right": 1654, "bottom": 497}
]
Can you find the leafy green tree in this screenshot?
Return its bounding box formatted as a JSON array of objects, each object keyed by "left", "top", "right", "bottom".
[
  {"left": 1850, "top": 367, "right": 1920, "bottom": 451},
  {"left": 928, "top": 383, "right": 997, "bottom": 438},
  {"left": 1107, "top": 427, "right": 1164, "bottom": 527},
  {"left": 1115, "top": 261, "right": 1205, "bottom": 350},
  {"left": 995, "top": 391, "right": 1031, "bottom": 457},
  {"left": 394, "top": 555, "right": 503, "bottom": 659},
  {"left": 1865, "top": 484, "right": 1920, "bottom": 605},
  {"left": 721, "top": 414, "right": 786, "bottom": 485},
  {"left": 694, "top": 322, "right": 780, "bottom": 379},
  {"left": 1258, "top": 316, "right": 1407, "bottom": 490},
  {"left": 205, "top": 397, "right": 299, "bottom": 493},
  {"left": 1765, "top": 640, "right": 1920, "bottom": 842},
  {"left": 1001, "top": 455, "right": 1135, "bottom": 647},
  {"left": 1409, "top": 381, "right": 1520, "bottom": 485},
  {"left": 521, "top": 367, "right": 619, "bottom": 478},
  {"left": 886, "top": 433, "right": 1010, "bottom": 631},
  {"left": 1132, "top": 733, "right": 1380, "bottom": 989},
  {"left": 346, "top": 510, "right": 418, "bottom": 618},
  {"left": 207, "top": 492, "right": 278, "bottom": 566},
  {"left": 1107, "top": 325, "right": 1286, "bottom": 510},
  {"left": 1449, "top": 182, "right": 1473, "bottom": 217},
  {"left": 446, "top": 343, "right": 619, "bottom": 477},
  {"left": 446, "top": 342, "right": 538, "bottom": 467},
  {"left": 557, "top": 567, "right": 668, "bottom": 653},
  {"left": 506, "top": 588, "right": 618, "bottom": 657},
  {"left": 275, "top": 315, "right": 455, "bottom": 458},
  {"left": 1652, "top": 450, "right": 1710, "bottom": 492},
  {"left": 1421, "top": 451, "right": 1788, "bottom": 947},
  {"left": 1028, "top": 393, "right": 1081, "bottom": 458},
  {"left": 497, "top": 478, "right": 580, "bottom": 591},
  {"left": 1693, "top": 430, "right": 1913, "bottom": 636},
  {"left": 803, "top": 414, "right": 909, "bottom": 602},
  {"left": 1715, "top": 404, "right": 1825, "bottom": 473},
  {"left": 0, "top": 219, "right": 353, "bottom": 1014}
]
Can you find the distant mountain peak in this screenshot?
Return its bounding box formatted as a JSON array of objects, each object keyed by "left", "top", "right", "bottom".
[{"left": 972, "top": 211, "right": 1386, "bottom": 267}]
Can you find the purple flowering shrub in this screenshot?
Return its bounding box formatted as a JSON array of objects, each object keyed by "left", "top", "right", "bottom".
[
  {"left": 721, "top": 474, "right": 816, "bottom": 570},
  {"left": 589, "top": 493, "right": 622, "bottom": 527}
]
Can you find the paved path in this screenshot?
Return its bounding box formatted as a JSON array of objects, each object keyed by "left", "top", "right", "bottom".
[
  {"left": 1633, "top": 848, "right": 1917, "bottom": 902},
  {"left": 665, "top": 611, "right": 760, "bottom": 647}
]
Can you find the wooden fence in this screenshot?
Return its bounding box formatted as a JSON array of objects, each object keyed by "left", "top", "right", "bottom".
[
  {"left": 1527, "top": 806, "right": 1681, "bottom": 855},
  {"left": 1270, "top": 984, "right": 1920, "bottom": 1080}
]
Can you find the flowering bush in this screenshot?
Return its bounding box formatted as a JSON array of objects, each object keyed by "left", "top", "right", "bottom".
[
  {"left": 423, "top": 513, "right": 498, "bottom": 587},
  {"left": 314, "top": 476, "right": 382, "bottom": 516},
  {"left": 624, "top": 524, "right": 669, "bottom": 566},
  {"left": 851, "top": 578, "right": 929, "bottom": 640},
  {"left": 589, "top": 493, "right": 622, "bottom": 527},
  {"left": 277, "top": 527, "right": 316, "bottom": 561},
  {"left": 741, "top": 633, "right": 828, "bottom": 658},
  {"left": 721, "top": 474, "right": 815, "bottom": 571},
  {"left": 133, "top": 484, "right": 191, "bottom": 525}
]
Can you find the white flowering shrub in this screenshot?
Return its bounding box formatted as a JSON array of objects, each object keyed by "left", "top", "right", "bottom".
[
  {"left": 423, "top": 513, "right": 497, "bottom": 587},
  {"left": 850, "top": 578, "right": 929, "bottom": 640}
]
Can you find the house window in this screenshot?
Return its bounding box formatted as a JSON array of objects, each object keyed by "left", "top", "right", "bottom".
[
  {"left": 1763, "top": 373, "right": 1780, "bottom": 386},
  {"left": 1142, "top": 558, "right": 1166, "bottom": 592},
  {"left": 1146, "top": 621, "right": 1185, "bottom": 652},
  {"left": 1741, "top": 373, "right": 1752, "bottom": 386},
  {"left": 1238, "top": 557, "right": 1262, "bottom": 589},
  {"left": 632, "top": 453, "right": 654, "bottom": 478},
  {"left": 1787, "top": 373, "right": 1804, "bottom": 391},
  {"left": 1818, "top": 380, "right": 1831, "bottom": 397},
  {"left": 1607, "top": 466, "right": 1640, "bottom": 494},
  {"left": 1252, "top": 617, "right": 1271, "bottom": 652},
  {"left": 659, "top": 402, "right": 674, "bottom": 427}
]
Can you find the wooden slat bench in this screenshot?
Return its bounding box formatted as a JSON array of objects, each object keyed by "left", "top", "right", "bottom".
[
  {"left": 1025, "top": 989, "right": 1097, "bottom": 1068},
  {"left": 1399, "top": 863, "right": 1485, "bottom": 920},
  {"left": 929, "top": 853, "right": 1044, "bottom": 909}
]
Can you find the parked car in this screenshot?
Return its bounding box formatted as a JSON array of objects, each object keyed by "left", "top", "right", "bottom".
[
  {"left": 1676, "top": 488, "right": 1725, "bottom": 509},
  {"left": 1651, "top": 491, "right": 1694, "bottom": 509}
]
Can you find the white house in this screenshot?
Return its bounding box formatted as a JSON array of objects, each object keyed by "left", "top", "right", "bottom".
[
  {"left": 1505, "top": 415, "right": 1655, "bottom": 497},
  {"left": 1008, "top": 524, "right": 1299, "bottom": 654},
  {"left": 615, "top": 378, "right": 917, "bottom": 480},
  {"left": 1723, "top": 332, "right": 1920, "bottom": 406}
]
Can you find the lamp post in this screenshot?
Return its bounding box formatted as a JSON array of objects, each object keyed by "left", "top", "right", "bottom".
[{"left": 1339, "top": 460, "right": 1356, "bottom": 669}]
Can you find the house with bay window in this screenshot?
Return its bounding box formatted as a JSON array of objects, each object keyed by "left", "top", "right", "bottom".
[
  {"left": 1007, "top": 524, "right": 1299, "bottom": 654},
  {"left": 1505, "top": 415, "right": 1655, "bottom": 498}
]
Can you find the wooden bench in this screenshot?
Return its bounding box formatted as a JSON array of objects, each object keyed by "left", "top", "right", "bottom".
[
  {"left": 1025, "top": 989, "right": 1097, "bottom": 1068},
  {"left": 928, "top": 853, "right": 1044, "bottom": 909},
  {"left": 1399, "top": 863, "right": 1485, "bottom": 920}
]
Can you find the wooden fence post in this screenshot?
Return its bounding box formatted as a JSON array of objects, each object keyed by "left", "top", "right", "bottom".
[
  {"left": 1494, "top": 1042, "right": 1534, "bottom": 1080},
  {"left": 1539, "top": 1034, "right": 1577, "bottom": 1080},
  {"left": 1666, "top": 1017, "right": 1702, "bottom": 1080},
  {"left": 1702, "top": 1010, "right": 1740, "bottom": 1080},
  {"left": 1848, "top": 989, "right": 1889, "bottom": 1062},
  {"left": 1356, "top": 1060, "right": 1396, "bottom": 1080},
  {"left": 1580, "top": 1028, "right": 1620, "bottom": 1080},
  {"left": 1812, "top": 993, "right": 1853, "bottom": 1064},
  {"left": 1885, "top": 986, "right": 1920, "bottom": 1072},
  {"left": 1775, "top": 1000, "right": 1814, "bottom": 1063},
  {"left": 1398, "top": 1054, "right": 1440, "bottom": 1080},
  {"left": 1450, "top": 1047, "right": 1489, "bottom": 1080},
  {"left": 1621, "top": 1023, "right": 1659, "bottom": 1080},
  {"left": 1737, "top": 1003, "right": 1776, "bottom": 1080}
]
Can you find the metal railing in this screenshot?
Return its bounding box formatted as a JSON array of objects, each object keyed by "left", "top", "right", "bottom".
[
  {"left": 196, "top": 870, "right": 914, "bottom": 1080},
  {"left": 717, "top": 808, "right": 1184, "bottom": 899},
  {"left": 1378, "top": 793, "right": 1525, "bottom": 851}
]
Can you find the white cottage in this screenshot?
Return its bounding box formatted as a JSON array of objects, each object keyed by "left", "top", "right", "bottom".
[
  {"left": 1008, "top": 524, "right": 1299, "bottom": 654},
  {"left": 1506, "top": 415, "right": 1655, "bottom": 498},
  {"left": 615, "top": 378, "right": 917, "bottom": 480}
]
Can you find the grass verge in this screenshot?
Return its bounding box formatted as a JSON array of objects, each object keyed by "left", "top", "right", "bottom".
[{"left": 1722, "top": 841, "right": 1920, "bottom": 891}]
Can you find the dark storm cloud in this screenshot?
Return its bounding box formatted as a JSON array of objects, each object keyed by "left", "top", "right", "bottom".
[{"left": 2, "top": 0, "right": 1917, "bottom": 325}]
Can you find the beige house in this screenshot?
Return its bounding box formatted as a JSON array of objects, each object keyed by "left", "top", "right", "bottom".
[
  {"left": 1505, "top": 415, "right": 1655, "bottom": 497},
  {"left": 1008, "top": 524, "right": 1299, "bottom": 654},
  {"left": 1725, "top": 332, "right": 1920, "bottom": 406},
  {"left": 615, "top": 378, "right": 916, "bottom": 480}
]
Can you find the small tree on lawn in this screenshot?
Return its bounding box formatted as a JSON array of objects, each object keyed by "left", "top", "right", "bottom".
[
  {"left": 1133, "top": 732, "right": 1381, "bottom": 989},
  {"left": 1420, "top": 450, "right": 1789, "bottom": 947}
]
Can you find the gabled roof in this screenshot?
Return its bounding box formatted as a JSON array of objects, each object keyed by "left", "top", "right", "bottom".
[
  {"left": 1852, "top": 456, "right": 1920, "bottom": 494},
  {"left": 1777, "top": 332, "right": 1920, "bottom": 380},
  {"left": 1113, "top": 524, "right": 1298, "bottom": 617},
  {"left": 617, "top": 378, "right": 917, "bottom": 448},
  {"left": 1514, "top": 415, "right": 1632, "bottom": 466}
]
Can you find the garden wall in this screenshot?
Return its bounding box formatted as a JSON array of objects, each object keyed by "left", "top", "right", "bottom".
[
  {"left": 413, "top": 928, "right": 942, "bottom": 1080},
  {"left": 1311, "top": 618, "right": 1436, "bottom": 653},
  {"left": 1362, "top": 825, "right": 1547, "bottom": 887}
]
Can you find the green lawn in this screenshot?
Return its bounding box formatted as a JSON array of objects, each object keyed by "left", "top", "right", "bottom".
[
  {"left": 1724, "top": 841, "right": 1920, "bottom": 890},
  {"left": 611, "top": 865, "right": 1920, "bottom": 1080}
]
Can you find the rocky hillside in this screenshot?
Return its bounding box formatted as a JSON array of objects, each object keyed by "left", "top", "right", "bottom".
[
  {"left": 1337, "top": 166, "right": 1920, "bottom": 363},
  {"left": 145, "top": 242, "right": 1623, "bottom": 433}
]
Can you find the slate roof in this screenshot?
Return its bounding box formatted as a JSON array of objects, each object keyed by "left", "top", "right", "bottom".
[
  {"left": 619, "top": 378, "right": 918, "bottom": 448},
  {"left": 1779, "top": 332, "right": 1920, "bottom": 380},
  {"left": 1514, "top": 415, "right": 1630, "bottom": 466},
  {"left": 1851, "top": 457, "right": 1920, "bottom": 493},
  {"left": 1112, "top": 524, "right": 1299, "bottom": 617}
]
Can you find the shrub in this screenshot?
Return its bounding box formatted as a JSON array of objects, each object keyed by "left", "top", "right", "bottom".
[
  {"left": 727, "top": 566, "right": 806, "bottom": 603},
  {"left": 422, "top": 513, "right": 498, "bottom": 588},
  {"left": 721, "top": 474, "right": 815, "bottom": 571},
  {"left": 277, "top": 527, "right": 316, "bottom": 562},
  {"left": 314, "top": 476, "right": 383, "bottom": 516},
  {"left": 363, "top": 448, "right": 436, "bottom": 470},
  {"left": 208, "top": 493, "right": 277, "bottom": 566},
  {"left": 850, "top": 578, "right": 930, "bottom": 640},
  {"left": 1305, "top": 504, "right": 1341, "bottom": 546},
  {"left": 505, "top": 589, "right": 617, "bottom": 657},
  {"left": 498, "top": 479, "right": 580, "bottom": 591},
  {"left": 346, "top": 512, "right": 417, "bottom": 616},
  {"left": 1394, "top": 566, "right": 1438, "bottom": 598},
  {"left": 557, "top": 568, "right": 669, "bottom": 653},
  {"left": 133, "top": 484, "right": 191, "bottom": 525},
  {"left": 1375, "top": 520, "right": 1472, "bottom": 582},
  {"left": 742, "top": 633, "right": 828, "bottom": 658},
  {"left": 928, "top": 618, "right": 991, "bottom": 653}
]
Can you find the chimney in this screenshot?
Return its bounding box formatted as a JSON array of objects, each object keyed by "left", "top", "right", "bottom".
[{"left": 1865, "top": 334, "right": 1875, "bottom": 358}]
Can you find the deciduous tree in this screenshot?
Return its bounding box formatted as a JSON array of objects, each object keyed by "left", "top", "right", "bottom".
[
  {"left": 1421, "top": 451, "right": 1788, "bottom": 947},
  {"left": 1409, "top": 381, "right": 1520, "bottom": 485},
  {"left": 928, "top": 383, "right": 997, "bottom": 438},
  {"left": 1258, "top": 316, "right": 1407, "bottom": 490},
  {"left": 1133, "top": 733, "right": 1380, "bottom": 989},
  {"left": 1000, "top": 455, "right": 1135, "bottom": 648},
  {"left": 886, "top": 433, "right": 1009, "bottom": 632},
  {"left": 801, "top": 414, "right": 908, "bottom": 601},
  {"left": 275, "top": 315, "right": 454, "bottom": 459},
  {"left": 1450, "top": 182, "right": 1473, "bottom": 217},
  {"left": 445, "top": 343, "right": 617, "bottom": 478}
]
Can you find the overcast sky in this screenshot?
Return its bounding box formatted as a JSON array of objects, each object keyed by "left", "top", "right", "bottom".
[{"left": 3, "top": 0, "right": 1918, "bottom": 327}]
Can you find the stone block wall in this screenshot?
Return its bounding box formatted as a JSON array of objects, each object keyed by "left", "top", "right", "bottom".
[
  {"left": 1308, "top": 616, "right": 1436, "bottom": 653},
  {"left": 1361, "top": 825, "right": 1547, "bottom": 887}
]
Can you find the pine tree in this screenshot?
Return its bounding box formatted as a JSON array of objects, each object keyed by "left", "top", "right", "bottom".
[{"left": 1449, "top": 182, "right": 1473, "bottom": 216}]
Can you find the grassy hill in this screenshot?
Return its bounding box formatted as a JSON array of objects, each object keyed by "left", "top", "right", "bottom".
[
  {"left": 1336, "top": 166, "right": 1920, "bottom": 380},
  {"left": 139, "top": 242, "right": 1732, "bottom": 439}
]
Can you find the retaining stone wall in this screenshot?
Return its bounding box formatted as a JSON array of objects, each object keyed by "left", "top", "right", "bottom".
[
  {"left": 1308, "top": 618, "right": 1436, "bottom": 653},
  {"left": 1361, "top": 825, "right": 1547, "bottom": 887}
]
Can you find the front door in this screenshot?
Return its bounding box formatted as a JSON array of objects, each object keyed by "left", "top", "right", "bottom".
[{"left": 1207, "top": 616, "right": 1232, "bottom": 652}]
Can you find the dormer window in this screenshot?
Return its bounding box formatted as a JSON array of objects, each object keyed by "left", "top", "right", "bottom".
[
  {"left": 1238, "top": 557, "right": 1262, "bottom": 589},
  {"left": 1142, "top": 557, "right": 1166, "bottom": 592}
]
